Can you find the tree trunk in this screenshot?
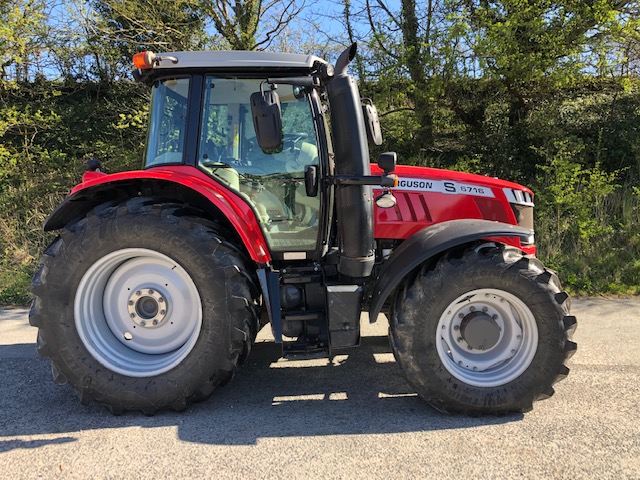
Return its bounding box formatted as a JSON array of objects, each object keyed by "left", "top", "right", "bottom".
[{"left": 401, "top": 0, "right": 434, "bottom": 148}]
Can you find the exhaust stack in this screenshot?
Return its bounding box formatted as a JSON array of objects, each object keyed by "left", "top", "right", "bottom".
[{"left": 327, "top": 43, "right": 375, "bottom": 278}]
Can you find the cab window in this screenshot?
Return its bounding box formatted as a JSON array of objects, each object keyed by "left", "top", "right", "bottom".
[{"left": 145, "top": 78, "right": 190, "bottom": 166}]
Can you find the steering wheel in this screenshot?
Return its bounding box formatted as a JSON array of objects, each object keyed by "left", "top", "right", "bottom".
[
  {"left": 202, "top": 160, "right": 238, "bottom": 170},
  {"left": 283, "top": 132, "right": 309, "bottom": 145}
]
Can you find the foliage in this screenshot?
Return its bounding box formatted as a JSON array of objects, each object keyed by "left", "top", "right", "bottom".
[
  {"left": 88, "top": 0, "right": 209, "bottom": 81},
  {"left": 0, "top": 79, "right": 147, "bottom": 304},
  {"left": 1, "top": 0, "right": 640, "bottom": 303},
  {"left": 200, "top": 0, "right": 305, "bottom": 50},
  {"left": 0, "top": 0, "right": 49, "bottom": 81}
]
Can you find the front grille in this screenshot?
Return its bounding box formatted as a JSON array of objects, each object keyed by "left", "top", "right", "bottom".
[{"left": 511, "top": 204, "right": 534, "bottom": 231}]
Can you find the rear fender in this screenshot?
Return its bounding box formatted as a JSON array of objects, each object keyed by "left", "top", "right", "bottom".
[
  {"left": 44, "top": 168, "right": 271, "bottom": 264},
  {"left": 368, "top": 219, "right": 532, "bottom": 323}
]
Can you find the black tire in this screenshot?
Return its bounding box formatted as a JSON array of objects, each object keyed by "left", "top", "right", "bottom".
[
  {"left": 390, "top": 245, "right": 577, "bottom": 414},
  {"left": 29, "top": 197, "right": 260, "bottom": 415}
]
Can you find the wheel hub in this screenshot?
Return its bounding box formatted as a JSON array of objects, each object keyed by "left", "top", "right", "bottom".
[
  {"left": 451, "top": 304, "right": 506, "bottom": 354},
  {"left": 460, "top": 311, "right": 501, "bottom": 351},
  {"left": 128, "top": 289, "right": 168, "bottom": 328}
]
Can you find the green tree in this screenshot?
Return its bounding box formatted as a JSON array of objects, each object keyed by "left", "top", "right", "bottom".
[
  {"left": 0, "top": 0, "right": 49, "bottom": 81},
  {"left": 363, "top": 0, "right": 442, "bottom": 155},
  {"left": 452, "top": 0, "right": 632, "bottom": 124},
  {"left": 200, "top": 0, "right": 306, "bottom": 50},
  {"left": 87, "top": 0, "right": 208, "bottom": 81}
]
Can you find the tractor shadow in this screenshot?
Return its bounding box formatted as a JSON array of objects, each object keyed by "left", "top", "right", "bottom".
[
  {"left": 0, "top": 335, "right": 523, "bottom": 448},
  {"left": 182, "top": 336, "right": 524, "bottom": 445}
]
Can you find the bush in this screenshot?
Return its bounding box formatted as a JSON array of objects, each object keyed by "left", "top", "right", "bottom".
[
  {"left": 534, "top": 140, "right": 640, "bottom": 294},
  {"left": 0, "top": 80, "right": 146, "bottom": 305},
  {"left": 1, "top": 76, "right": 639, "bottom": 304}
]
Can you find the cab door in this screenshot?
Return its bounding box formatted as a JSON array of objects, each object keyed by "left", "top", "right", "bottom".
[{"left": 197, "top": 77, "right": 324, "bottom": 261}]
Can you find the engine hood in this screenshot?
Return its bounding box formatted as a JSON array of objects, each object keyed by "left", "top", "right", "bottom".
[
  {"left": 370, "top": 163, "right": 535, "bottom": 244},
  {"left": 371, "top": 164, "right": 533, "bottom": 195}
]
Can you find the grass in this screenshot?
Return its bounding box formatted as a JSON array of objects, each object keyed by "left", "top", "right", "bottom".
[
  {"left": 0, "top": 266, "right": 32, "bottom": 306},
  {"left": 535, "top": 181, "right": 640, "bottom": 297}
]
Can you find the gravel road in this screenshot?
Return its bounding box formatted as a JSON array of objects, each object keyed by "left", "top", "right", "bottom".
[{"left": 0, "top": 297, "right": 638, "bottom": 479}]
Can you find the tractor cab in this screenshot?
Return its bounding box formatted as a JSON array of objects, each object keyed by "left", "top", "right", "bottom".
[
  {"left": 145, "top": 75, "right": 324, "bottom": 259},
  {"left": 135, "top": 47, "right": 396, "bottom": 276}
]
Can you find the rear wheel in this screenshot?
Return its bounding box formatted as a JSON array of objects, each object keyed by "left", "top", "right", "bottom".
[
  {"left": 390, "top": 246, "right": 577, "bottom": 414},
  {"left": 30, "top": 198, "right": 259, "bottom": 414}
]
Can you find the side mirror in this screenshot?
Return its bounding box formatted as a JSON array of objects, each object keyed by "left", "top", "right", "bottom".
[
  {"left": 362, "top": 98, "right": 383, "bottom": 146},
  {"left": 375, "top": 152, "right": 397, "bottom": 209},
  {"left": 377, "top": 151, "right": 397, "bottom": 174},
  {"left": 305, "top": 165, "right": 319, "bottom": 197},
  {"left": 250, "top": 85, "right": 283, "bottom": 153}
]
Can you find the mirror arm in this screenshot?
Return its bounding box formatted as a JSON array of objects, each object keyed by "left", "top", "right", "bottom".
[{"left": 330, "top": 174, "right": 398, "bottom": 188}]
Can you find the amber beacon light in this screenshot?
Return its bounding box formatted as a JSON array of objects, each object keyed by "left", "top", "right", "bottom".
[{"left": 133, "top": 51, "right": 156, "bottom": 69}]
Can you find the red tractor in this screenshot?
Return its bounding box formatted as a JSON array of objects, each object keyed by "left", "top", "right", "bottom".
[{"left": 30, "top": 44, "right": 576, "bottom": 415}]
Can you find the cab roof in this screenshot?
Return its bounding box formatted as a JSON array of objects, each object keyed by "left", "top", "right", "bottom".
[{"left": 144, "top": 50, "right": 327, "bottom": 70}]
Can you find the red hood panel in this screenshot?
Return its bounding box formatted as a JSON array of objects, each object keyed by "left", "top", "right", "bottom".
[
  {"left": 371, "top": 164, "right": 532, "bottom": 193},
  {"left": 371, "top": 164, "right": 533, "bottom": 243}
]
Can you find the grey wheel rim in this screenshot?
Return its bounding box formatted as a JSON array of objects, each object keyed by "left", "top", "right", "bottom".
[
  {"left": 436, "top": 288, "right": 538, "bottom": 387},
  {"left": 75, "top": 248, "right": 202, "bottom": 377}
]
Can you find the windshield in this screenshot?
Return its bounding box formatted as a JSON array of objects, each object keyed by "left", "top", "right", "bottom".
[{"left": 198, "top": 77, "right": 320, "bottom": 254}]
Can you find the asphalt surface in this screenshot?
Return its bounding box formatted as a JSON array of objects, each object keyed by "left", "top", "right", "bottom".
[{"left": 0, "top": 298, "right": 638, "bottom": 479}]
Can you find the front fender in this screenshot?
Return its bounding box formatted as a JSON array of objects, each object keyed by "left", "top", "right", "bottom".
[{"left": 368, "top": 219, "right": 532, "bottom": 323}]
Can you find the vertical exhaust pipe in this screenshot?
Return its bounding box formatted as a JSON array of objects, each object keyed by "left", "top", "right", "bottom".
[
  {"left": 326, "top": 43, "right": 375, "bottom": 278},
  {"left": 334, "top": 43, "right": 357, "bottom": 77}
]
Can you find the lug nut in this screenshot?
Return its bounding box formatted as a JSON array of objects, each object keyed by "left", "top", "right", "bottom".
[
  {"left": 136, "top": 291, "right": 141, "bottom": 296},
  {"left": 160, "top": 310, "right": 166, "bottom": 315},
  {"left": 458, "top": 313, "right": 464, "bottom": 319},
  {"left": 148, "top": 289, "right": 154, "bottom": 294},
  {"left": 470, "top": 306, "right": 475, "bottom": 312},
  {"left": 130, "top": 313, "right": 135, "bottom": 318},
  {"left": 457, "top": 337, "right": 463, "bottom": 343},
  {"left": 492, "top": 314, "right": 498, "bottom": 320},
  {"left": 128, "top": 300, "right": 134, "bottom": 306},
  {"left": 482, "top": 307, "right": 488, "bottom": 313},
  {"left": 158, "top": 298, "right": 164, "bottom": 303},
  {"left": 140, "top": 321, "right": 146, "bottom": 327},
  {"left": 454, "top": 325, "right": 460, "bottom": 331},
  {"left": 152, "top": 320, "right": 158, "bottom": 326}
]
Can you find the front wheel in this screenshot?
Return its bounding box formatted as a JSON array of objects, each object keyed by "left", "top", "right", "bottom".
[{"left": 390, "top": 246, "right": 577, "bottom": 414}]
